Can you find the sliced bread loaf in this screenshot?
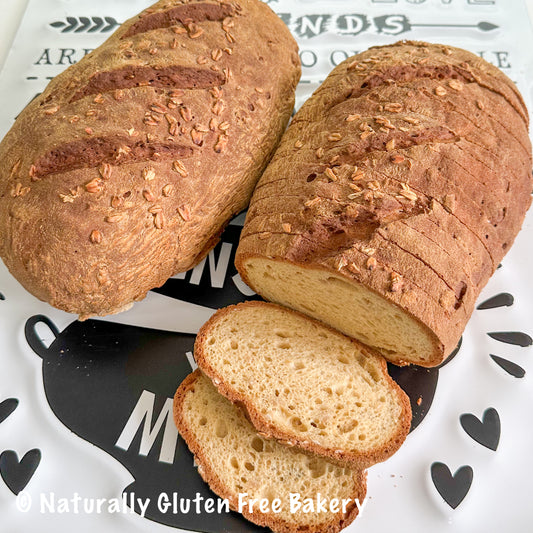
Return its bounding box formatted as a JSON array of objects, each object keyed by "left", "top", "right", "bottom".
[
  {"left": 235, "top": 41, "right": 532, "bottom": 367},
  {"left": 174, "top": 371, "right": 367, "bottom": 533},
  {"left": 194, "top": 301, "right": 412, "bottom": 468}
]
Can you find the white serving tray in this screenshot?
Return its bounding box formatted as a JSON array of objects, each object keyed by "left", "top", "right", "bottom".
[{"left": 0, "top": 1, "right": 532, "bottom": 532}]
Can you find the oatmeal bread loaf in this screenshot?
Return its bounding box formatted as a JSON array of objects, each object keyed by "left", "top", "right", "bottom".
[
  {"left": 0, "top": 0, "right": 300, "bottom": 318},
  {"left": 194, "top": 301, "right": 411, "bottom": 468},
  {"left": 174, "top": 371, "right": 367, "bottom": 533},
  {"left": 235, "top": 41, "right": 532, "bottom": 367}
]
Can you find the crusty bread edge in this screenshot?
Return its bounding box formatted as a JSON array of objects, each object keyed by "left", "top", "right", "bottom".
[
  {"left": 173, "top": 370, "right": 367, "bottom": 533},
  {"left": 194, "top": 301, "right": 413, "bottom": 469},
  {"left": 234, "top": 253, "right": 445, "bottom": 367}
]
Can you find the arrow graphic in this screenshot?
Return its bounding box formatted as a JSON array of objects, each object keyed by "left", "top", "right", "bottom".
[{"left": 412, "top": 21, "right": 498, "bottom": 31}]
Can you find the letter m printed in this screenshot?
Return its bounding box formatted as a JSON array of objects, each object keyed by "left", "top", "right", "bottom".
[{"left": 115, "top": 390, "right": 178, "bottom": 464}]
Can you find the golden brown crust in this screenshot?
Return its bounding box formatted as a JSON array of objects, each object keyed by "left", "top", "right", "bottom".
[
  {"left": 0, "top": 0, "right": 300, "bottom": 318},
  {"left": 174, "top": 370, "right": 368, "bottom": 533},
  {"left": 193, "top": 301, "right": 412, "bottom": 468},
  {"left": 235, "top": 41, "right": 532, "bottom": 367}
]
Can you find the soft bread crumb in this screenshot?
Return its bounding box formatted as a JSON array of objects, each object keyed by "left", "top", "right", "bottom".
[
  {"left": 174, "top": 371, "right": 367, "bottom": 533},
  {"left": 195, "top": 301, "right": 412, "bottom": 468},
  {"left": 242, "top": 259, "right": 435, "bottom": 366}
]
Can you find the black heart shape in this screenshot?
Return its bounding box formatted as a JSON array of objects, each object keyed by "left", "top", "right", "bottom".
[
  {"left": 0, "top": 449, "right": 42, "bottom": 495},
  {"left": 460, "top": 408, "right": 500, "bottom": 451},
  {"left": 431, "top": 462, "right": 473, "bottom": 509},
  {"left": 0, "top": 398, "right": 18, "bottom": 424}
]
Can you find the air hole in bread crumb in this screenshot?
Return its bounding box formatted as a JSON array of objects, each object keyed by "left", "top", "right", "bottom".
[
  {"left": 263, "top": 488, "right": 276, "bottom": 503},
  {"left": 199, "top": 416, "right": 207, "bottom": 426},
  {"left": 339, "top": 420, "right": 358, "bottom": 433},
  {"left": 323, "top": 387, "right": 333, "bottom": 395},
  {"left": 337, "top": 355, "right": 350, "bottom": 364},
  {"left": 275, "top": 331, "right": 290, "bottom": 338},
  {"left": 306, "top": 173, "right": 317, "bottom": 182},
  {"left": 291, "top": 417, "right": 308, "bottom": 432},
  {"left": 379, "top": 396, "right": 386, "bottom": 402},
  {"left": 230, "top": 340, "right": 238, "bottom": 349},
  {"left": 215, "top": 420, "right": 228, "bottom": 438},
  {"left": 230, "top": 457, "right": 239, "bottom": 469},
  {"left": 315, "top": 398, "right": 323, "bottom": 404},
  {"left": 366, "top": 365, "right": 382, "bottom": 383},
  {"left": 293, "top": 361, "right": 305, "bottom": 370},
  {"left": 208, "top": 337, "right": 215, "bottom": 345},
  {"left": 274, "top": 389, "right": 280, "bottom": 397},
  {"left": 307, "top": 459, "right": 326, "bottom": 478},
  {"left": 359, "top": 434, "right": 366, "bottom": 441},
  {"left": 244, "top": 461, "right": 255, "bottom": 471},
  {"left": 310, "top": 420, "right": 326, "bottom": 430},
  {"left": 278, "top": 341, "right": 291, "bottom": 349},
  {"left": 251, "top": 437, "right": 264, "bottom": 452},
  {"left": 355, "top": 402, "right": 362, "bottom": 408}
]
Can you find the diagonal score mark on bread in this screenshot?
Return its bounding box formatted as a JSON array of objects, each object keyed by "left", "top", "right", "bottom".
[
  {"left": 123, "top": 2, "right": 236, "bottom": 38},
  {"left": 31, "top": 137, "right": 194, "bottom": 179},
  {"left": 70, "top": 65, "right": 226, "bottom": 103},
  {"left": 193, "top": 302, "right": 412, "bottom": 469}
]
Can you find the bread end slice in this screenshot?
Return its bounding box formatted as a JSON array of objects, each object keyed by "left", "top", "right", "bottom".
[
  {"left": 236, "top": 255, "right": 445, "bottom": 367},
  {"left": 174, "top": 371, "right": 367, "bottom": 533},
  {"left": 194, "top": 301, "right": 412, "bottom": 469}
]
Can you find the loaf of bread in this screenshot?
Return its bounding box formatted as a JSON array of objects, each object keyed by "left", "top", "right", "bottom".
[
  {"left": 194, "top": 301, "right": 411, "bottom": 468},
  {"left": 236, "top": 41, "right": 532, "bottom": 367},
  {"left": 0, "top": 0, "right": 300, "bottom": 318},
  {"left": 174, "top": 370, "right": 367, "bottom": 533}
]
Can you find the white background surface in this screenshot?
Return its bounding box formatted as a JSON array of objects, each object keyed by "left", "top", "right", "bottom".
[{"left": 1, "top": 1, "right": 533, "bottom": 533}]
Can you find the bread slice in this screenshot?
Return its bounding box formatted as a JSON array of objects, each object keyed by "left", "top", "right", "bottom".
[
  {"left": 194, "top": 301, "right": 412, "bottom": 468},
  {"left": 174, "top": 371, "right": 367, "bottom": 533}
]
